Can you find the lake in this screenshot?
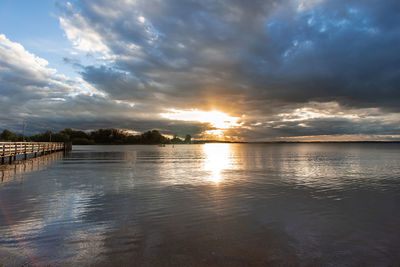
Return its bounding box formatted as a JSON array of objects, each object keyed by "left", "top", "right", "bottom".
[{"left": 1, "top": 143, "right": 400, "bottom": 266}]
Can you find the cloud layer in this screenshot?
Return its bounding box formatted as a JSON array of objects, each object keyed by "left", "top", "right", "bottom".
[{"left": 1, "top": 0, "right": 400, "bottom": 140}]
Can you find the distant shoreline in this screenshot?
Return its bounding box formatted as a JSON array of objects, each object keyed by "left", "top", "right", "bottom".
[
  {"left": 3, "top": 128, "right": 400, "bottom": 145},
  {"left": 72, "top": 140, "right": 400, "bottom": 145}
]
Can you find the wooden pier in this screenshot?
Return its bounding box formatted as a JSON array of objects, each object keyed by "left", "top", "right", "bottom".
[{"left": 0, "top": 142, "right": 68, "bottom": 164}]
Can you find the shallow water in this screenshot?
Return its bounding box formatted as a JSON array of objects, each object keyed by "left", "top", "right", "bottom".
[{"left": 0, "top": 143, "right": 400, "bottom": 266}]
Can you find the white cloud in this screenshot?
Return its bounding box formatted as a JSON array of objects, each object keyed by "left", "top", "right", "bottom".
[
  {"left": 0, "top": 34, "right": 55, "bottom": 77},
  {"left": 296, "top": 0, "right": 325, "bottom": 11},
  {"left": 0, "top": 34, "right": 75, "bottom": 97},
  {"left": 59, "top": 15, "right": 111, "bottom": 58},
  {"left": 277, "top": 102, "right": 360, "bottom": 122}
]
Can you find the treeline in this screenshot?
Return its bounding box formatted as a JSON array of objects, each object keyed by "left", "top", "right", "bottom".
[{"left": 0, "top": 128, "right": 192, "bottom": 145}]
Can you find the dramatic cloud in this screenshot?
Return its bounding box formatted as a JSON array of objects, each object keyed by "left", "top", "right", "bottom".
[
  {"left": 0, "top": 34, "right": 76, "bottom": 127},
  {"left": 0, "top": 34, "right": 208, "bottom": 136},
  {"left": 1, "top": 0, "right": 400, "bottom": 140}
]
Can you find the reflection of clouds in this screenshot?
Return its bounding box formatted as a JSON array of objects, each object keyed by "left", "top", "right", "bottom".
[
  {"left": 274, "top": 145, "right": 364, "bottom": 192},
  {"left": 203, "top": 143, "right": 234, "bottom": 184},
  {"left": 156, "top": 145, "right": 203, "bottom": 185},
  {"left": 0, "top": 152, "right": 64, "bottom": 184},
  {"left": 0, "top": 150, "right": 107, "bottom": 265},
  {"left": 64, "top": 224, "right": 108, "bottom": 264},
  {"left": 0, "top": 215, "right": 45, "bottom": 265},
  {"left": 0, "top": 187, "right": 104, "bottom": 265},
  {"left": 123, "top": 150, "right": 137, "bottom": 163},
  {"left": 0, "top": 144, "right": 398, "bottom": 265}
]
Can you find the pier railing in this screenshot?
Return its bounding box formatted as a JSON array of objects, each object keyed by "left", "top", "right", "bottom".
[{"left": 0, "top": 142, "right": 65, "bottom": 164}]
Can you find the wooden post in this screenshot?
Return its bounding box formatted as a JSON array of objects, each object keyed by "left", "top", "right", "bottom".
[
  {"left": 14, "top": 143, "right": 17, "bottom": 161},
  {"left": 1, "top": 144, "right": 4, "bottom": 164},
  {"left": 24, "top": 143, "right": 27, "bottom": 160},
  {"left": 63, "top": 142, "right": 72, "bottom": 153}
]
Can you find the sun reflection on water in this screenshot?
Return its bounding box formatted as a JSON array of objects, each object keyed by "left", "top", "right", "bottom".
[{"left": 203, "top": 143, "right": 233, "bottom": 183}]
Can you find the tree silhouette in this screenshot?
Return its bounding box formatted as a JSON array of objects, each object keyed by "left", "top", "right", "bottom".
[
  {"left": 0, "top": 128, "right": 195, "bottom": 145},
  {"left": 0, "top": 129, "right": 22, "bottom": 142}
]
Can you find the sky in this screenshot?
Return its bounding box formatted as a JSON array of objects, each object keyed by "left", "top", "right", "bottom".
[{"left": 0, "top": 0, "right": 400, "bottom": 141}]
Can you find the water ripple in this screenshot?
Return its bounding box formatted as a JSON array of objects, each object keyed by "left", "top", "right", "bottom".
[{"left": 0, "top": 143, "right": 400, "bottom": 265}]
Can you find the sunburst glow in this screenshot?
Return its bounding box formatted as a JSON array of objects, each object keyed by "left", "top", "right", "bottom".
[{"left": 161, "top": 109, "right": 241, "bottom": 129}]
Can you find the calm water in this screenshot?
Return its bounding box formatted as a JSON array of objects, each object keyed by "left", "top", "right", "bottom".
[{"left": 0, "top": 144, "right": 400, "bottom": 266}]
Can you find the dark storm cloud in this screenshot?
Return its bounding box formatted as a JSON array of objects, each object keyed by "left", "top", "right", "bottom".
[
  {"left": 80, "top": 65, "right": 151, "bottom": 100},
  {"left": 62, "top": 0, "right": 400, "bottom": 112},
  {"left": 247, "top": 0, "right": 400, "bottom": 111}
]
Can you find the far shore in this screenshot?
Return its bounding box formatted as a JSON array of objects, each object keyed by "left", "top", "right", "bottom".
[{"left": 70, "top": 140, "right": 400, "bottom": 145}]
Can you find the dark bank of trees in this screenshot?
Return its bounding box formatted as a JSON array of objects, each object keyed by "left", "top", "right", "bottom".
[
  {"left": 0, "top": 128, "right": 192, "bottom": 145},
  {"left": 0, "top": 129, "right": 23, "bottom": 142}
]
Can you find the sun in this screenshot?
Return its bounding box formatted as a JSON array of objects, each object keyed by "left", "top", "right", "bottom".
[{"left": 161, "top": 109, "right": 241, "bottom": 129}]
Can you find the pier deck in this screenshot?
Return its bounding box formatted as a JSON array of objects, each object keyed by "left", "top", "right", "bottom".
[{"left": 0, "top": 142, "right": 66, "bottom": 164}]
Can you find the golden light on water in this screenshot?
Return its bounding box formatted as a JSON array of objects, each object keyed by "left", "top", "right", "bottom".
[
  {"left": 202, "top": 143, "right": 233, "bottom": 183},
  {"left": 161, "top": 109, "right": 241, "bottom": 132}
]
